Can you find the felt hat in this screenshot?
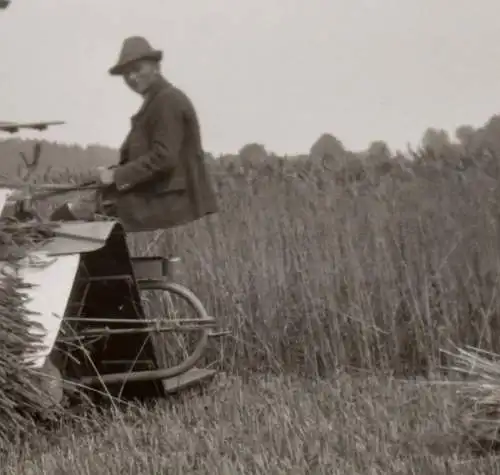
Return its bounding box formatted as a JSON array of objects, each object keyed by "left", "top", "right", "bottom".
[{"left": 109, "top": 36, "right": 163, "bottom": 75}]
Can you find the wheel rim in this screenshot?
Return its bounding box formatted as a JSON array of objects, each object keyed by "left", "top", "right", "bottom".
[{"left": 137, "top": 281, "right": 211, "bottom": 375}]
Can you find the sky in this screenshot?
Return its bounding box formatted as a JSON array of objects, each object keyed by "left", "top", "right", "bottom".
[{"left": 1, "top": 0, "right": 499, "bottom": 156}]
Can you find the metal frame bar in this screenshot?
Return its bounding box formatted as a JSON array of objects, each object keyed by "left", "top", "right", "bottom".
[
  {"left": 83, "top": 274, "right": 134, "bottom": 283},
  {"left": 60, "top": 322, "right": 217, "bottom": 340},
  {"left": 79, "top": 364, "right": 210, "bottom": 386},
  {"left": 64, "top": 317, "right": 215, "bottom": 325}
]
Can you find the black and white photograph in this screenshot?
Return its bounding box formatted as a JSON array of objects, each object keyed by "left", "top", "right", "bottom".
[{"left": 1, "top": 1, "right": 500, "bottom": 473}]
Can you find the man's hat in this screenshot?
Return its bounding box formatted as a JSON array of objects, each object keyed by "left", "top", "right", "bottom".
[{"left": 109, "top": 36, "right": 163, "bottom": 76}]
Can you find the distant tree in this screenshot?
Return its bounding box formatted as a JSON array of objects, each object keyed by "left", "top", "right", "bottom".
[
  {"left": 421, "top": 128, "right": 451, "bottom": 153},
  {"left": 455, "top": 125, "right": 476, "bottom": 149},
  {"left": 472, "top": 115, "right": 500, "bottom": 155},
  {"left": 238, "top": 143, "right": 268, "bottom": 162},
  {"left": 310, "top": 133, "right": 344, "bottom": 158},
  {"left": 309, "top": 133, "right": 347, "bottom": 171},
  {"left": 417, "top": 127, "right": 463, "bottom": 165},
  {"left": 366, "top": 140, "right": 391, "bottom": 162}
]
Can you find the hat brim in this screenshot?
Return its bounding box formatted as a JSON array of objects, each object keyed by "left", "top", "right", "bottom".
[{"left": 109, "top": 50, "right": 163, "bottom": 76}]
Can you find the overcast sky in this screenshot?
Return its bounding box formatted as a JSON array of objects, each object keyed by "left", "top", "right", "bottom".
[{"left": 1, "top": 0, "right": 499, "bottom": 155}]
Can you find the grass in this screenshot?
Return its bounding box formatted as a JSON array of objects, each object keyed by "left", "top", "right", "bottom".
[
  {"left": 3, "top": 374, "right": 497, "bottom": 474},
  {"left": 130, "top": 151, "right": 500, "bottom": 378},
  {"left": 2, "top": 144, "right": 500, "bottom": 472},
  {"left": 0, "top": 219, "right": 67, "bottom": 442}
]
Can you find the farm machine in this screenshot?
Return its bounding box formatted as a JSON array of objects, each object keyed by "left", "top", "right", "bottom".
[
  {"left": 0, "top": 0, "right": 225, "bottom": 408},
  {"left": 0, "top": 134, "right": 225, "bottom": 408}
]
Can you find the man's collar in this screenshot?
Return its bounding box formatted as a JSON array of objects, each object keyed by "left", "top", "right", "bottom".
[
  {"left": 133, "top": 75, "right": 171, "bottom": 120},
  {"left": 144, "top": 75, "right": 170, "bottom": 100}
]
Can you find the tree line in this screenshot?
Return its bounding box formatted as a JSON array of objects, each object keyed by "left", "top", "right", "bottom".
[{"left": 1, "top": 112, "right": 500, "bottom": 181}]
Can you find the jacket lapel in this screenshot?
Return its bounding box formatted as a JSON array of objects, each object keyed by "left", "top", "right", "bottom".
[
  {"left": 118, "top": 76, "right": 172, "bottom": 164},
  {"left": 132, "top": 76, "right": 171, "bottom": 123}
]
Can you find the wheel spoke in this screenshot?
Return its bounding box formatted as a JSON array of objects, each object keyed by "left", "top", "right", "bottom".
[{"left": 137, "top": 281, "right": 211, "bottom": 375}]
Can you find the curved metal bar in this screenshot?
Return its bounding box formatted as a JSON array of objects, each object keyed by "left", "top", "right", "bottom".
[{"left": 80, "top": 281, "right": 213, "bottom": 386}]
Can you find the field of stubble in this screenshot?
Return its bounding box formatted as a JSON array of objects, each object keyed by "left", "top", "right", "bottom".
[{"left": 3, "top": 152, "right": 500, "bottom": 474}]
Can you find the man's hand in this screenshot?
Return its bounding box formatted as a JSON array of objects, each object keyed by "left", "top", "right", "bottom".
[{"left": 95, "top": 166, "right": 115, "bottom": 185}]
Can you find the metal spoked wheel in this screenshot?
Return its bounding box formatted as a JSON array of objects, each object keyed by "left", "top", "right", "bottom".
[{"left": 137, "top": 280, "right": 212, "bottom": 377}]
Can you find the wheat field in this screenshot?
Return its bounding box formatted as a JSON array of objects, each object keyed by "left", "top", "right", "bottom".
[{"left": 2, "top": 142, "right": 500, "bottom": 473}]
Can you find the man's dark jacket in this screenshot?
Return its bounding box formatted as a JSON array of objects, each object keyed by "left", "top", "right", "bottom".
[{"left": 102, "top": 76, "right": 218, "bottom": 232}]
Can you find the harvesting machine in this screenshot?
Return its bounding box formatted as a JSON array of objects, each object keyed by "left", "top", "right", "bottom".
[
  {"left": 0, "top": 2, "right": 225, "bottom": 408},
  {"left": 0, "top": 139, "right": 225, "bottom": 408}
]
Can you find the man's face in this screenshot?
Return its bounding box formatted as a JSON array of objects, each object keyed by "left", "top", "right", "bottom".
[{"left": 122, "top": 59, "right": 159, "bottom": 95}]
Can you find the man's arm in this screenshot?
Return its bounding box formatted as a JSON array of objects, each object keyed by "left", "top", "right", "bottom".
[{"left": 113, "top": 94, "right": 183, "bottom": 192}]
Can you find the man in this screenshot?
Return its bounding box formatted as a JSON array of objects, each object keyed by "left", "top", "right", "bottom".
[{"left": 50, "top": 36, "right": 218, "bottom": 232}]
